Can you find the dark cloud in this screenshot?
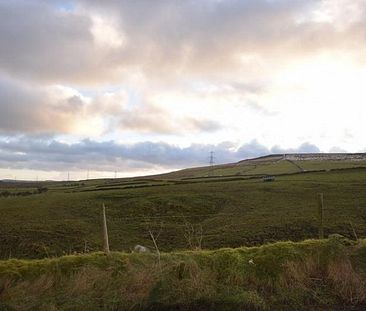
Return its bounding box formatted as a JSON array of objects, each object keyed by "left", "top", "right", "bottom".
[
  {"left": 237, "top": 140, "right": 271, "bottom": 159},
  {"left": 0, "top": 136, "right": 322, "bottom": 173}
]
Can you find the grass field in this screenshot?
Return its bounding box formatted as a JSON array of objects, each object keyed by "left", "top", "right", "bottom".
[
  {"left": 1, "top": 155, "right": 366, "bottom": 259},
  {"left": 1, "top": 237, "right": 365, "bottom": 310}
]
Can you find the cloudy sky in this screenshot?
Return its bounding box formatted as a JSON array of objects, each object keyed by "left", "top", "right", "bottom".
[{"left": 0, "top": 0, "right": 365, "bottom": 180}]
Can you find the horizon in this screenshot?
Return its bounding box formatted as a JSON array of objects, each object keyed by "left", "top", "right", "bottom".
[
  {"left": 2, "top": 151, "right": 365, "bottom": 182},
  {"left": 0, "top": 0, "right": 365, "bottom": 180}
]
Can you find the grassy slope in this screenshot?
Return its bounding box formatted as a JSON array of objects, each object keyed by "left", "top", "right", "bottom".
[
  {"left": 155, "top": 155, "right": 366, "bottom": 179},
  {"left": 0, "top": 157, "right": 366, "bottom": 259},
  {"left": 1, "top": 237, "right": 366, "bottom": 310}
]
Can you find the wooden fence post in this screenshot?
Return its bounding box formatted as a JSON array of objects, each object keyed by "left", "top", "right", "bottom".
[
  {"left": 318, "top": 193, "right": 324, "bottom": 239},
  {"left": 102, "top": 203, "right": 110, "bottom": 254}
]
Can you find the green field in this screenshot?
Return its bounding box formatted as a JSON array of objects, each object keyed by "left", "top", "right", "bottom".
[{"left": 1, "top": 155, "right": 366, "bottom": 259}]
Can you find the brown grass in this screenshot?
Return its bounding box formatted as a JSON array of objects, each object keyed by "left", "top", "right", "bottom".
[
  {"left": 67, "top": 266, "right": 108, "bottom": 295},
  {"left": 169, "top": 259, "right": 217, "bottom": 303},
  {"left": 1, "top": 274, "right": 55, "bottom": 310},
  {"left": 1, "top": 239, "right": 366, "bottom": 310},
  {"left": 328, "top": 258, "right": 366, "bottom": 304},
  {"left": 281, "top": 256, "right": 322, "bottom": 289},
  {"left": 119, "top": 265, "right": 158, "bottom": 306},
  {"left": 0, "top": 277, "right": 12, "bottom": 299}
]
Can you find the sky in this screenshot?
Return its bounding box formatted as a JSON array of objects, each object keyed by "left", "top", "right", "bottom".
[{"left": 0, "top": 0, "right": 365, "bottom": 180}]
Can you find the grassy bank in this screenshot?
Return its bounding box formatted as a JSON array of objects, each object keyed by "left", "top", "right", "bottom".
[{"left": 1, "top": 237, "right": 366, "bottom": 310}]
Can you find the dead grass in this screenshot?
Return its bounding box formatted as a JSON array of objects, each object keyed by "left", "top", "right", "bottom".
[
  {"left": 0, "top": 239, "right": 365, "bottom": 310},
  {"left": 166, "top": 259, "right": 217, "bottom": 304},
  {"left": 281, "top": 256, "right": 322, "bottom": 289},
  {"left": 119, "top": 264, "right": 158, "bottom": 306},
  {"left": 0, "top": 277, "right": 11, "bottom": 299},
  {"left": 1, "top": 274, "right": 55, "bottom": 310},
  {"left": 328, "top": 258, "right": 366, "bottom": 304},
  {"left": 67, "top": 266, "right": 107, "bottom": 296}
]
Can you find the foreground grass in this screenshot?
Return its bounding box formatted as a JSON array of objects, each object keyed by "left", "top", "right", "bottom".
[{"left": 1, "top": 237, "right": 366, "bottom": 310}]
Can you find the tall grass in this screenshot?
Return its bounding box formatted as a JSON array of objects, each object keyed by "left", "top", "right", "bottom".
[{"left": 1, "top": 237, "right": 365, "bottom": 310}]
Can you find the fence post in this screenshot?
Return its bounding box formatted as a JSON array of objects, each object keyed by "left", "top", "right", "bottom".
[
  {"left": 318, "top": 193, "right": 324, "bottom": 239},
  {"left": 102, "top": 203, "right": 110, "bottom": 254},
  {"left": 349, "top": 221, "right": 358, "bottom": 241}
]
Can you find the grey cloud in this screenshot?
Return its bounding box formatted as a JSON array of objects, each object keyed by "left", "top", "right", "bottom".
[
  {"left": 119, "top": 106, "right": 223, "bottom": 134},
  {"left": 117, "top": 104, "right": 177, "bottom": 134},
  {"left": 72, "top": 0, "right": 366, "bottom": 78},
  {"left": 0, "top": 136, "right": 322, "bottom": 173},
  {"left": 186, "top": 119, "right": 221, "bottom": 132},
  {"left": 119, "top": 113, "right": 221, "bottom": 135},
  {"left": 0, "top": 77, "right": 220, "bottom": 135},
  {"left": 237, "top": 140, "right": 321, "bottom": 160},
  {"left": 237, "top": 140, "right": 271, "bottom": 159},
  {"left": 0, "top": 77, "right": 85, "bottom": 134},
  {"left": 1, "top": 0, "right": 366, "bottom": 84},
  {"left": 0, "top": 0, "right": 122, "bottom": 84}
]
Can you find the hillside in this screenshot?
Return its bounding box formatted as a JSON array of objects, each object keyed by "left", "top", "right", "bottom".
[
  {"left": 1, "top": 238, "right": 365, "bottom": 310},
  {"left": 154, "top": 153, "right": 366, "bottom": 179},
  {"left": 0, "top": 153, "right": 366, "bottom": 259}
]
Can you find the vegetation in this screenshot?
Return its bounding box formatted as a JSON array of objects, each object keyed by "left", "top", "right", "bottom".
[
  {"left": 0, "top": 155, "right": 365, "bottom": 309},
  {"left": 0, "top": 187, "right": 48, "bottom": 197},
  {"left": 1, "top": 237, "right": 365, "bottom": 310},
  {"left": 0, "top": 156, "right": 366, "bottom": 259}
]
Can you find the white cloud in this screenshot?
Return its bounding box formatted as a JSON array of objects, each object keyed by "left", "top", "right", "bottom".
[
  {"left": 90, "top": 15, "right": 126, "bottom": 49},
  {"left": 0, "top": 0, "right": 365, "bottom": 176}
]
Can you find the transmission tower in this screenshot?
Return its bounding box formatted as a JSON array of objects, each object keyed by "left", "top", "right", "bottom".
[{"left": 209, "top": 151, "right": 215, "bottom": 176}]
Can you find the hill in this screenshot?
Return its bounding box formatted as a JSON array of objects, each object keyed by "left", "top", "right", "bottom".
[
  {"left": 153, "top": 152, "right": 366, "bottom": 179},
  {"left": 0, "top": 153, "right": 365, "bottom": 259}
]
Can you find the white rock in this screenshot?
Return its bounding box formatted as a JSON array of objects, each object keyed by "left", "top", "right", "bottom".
[{"left": 133, "top": 245, "right": 149, "bottom": 253}]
